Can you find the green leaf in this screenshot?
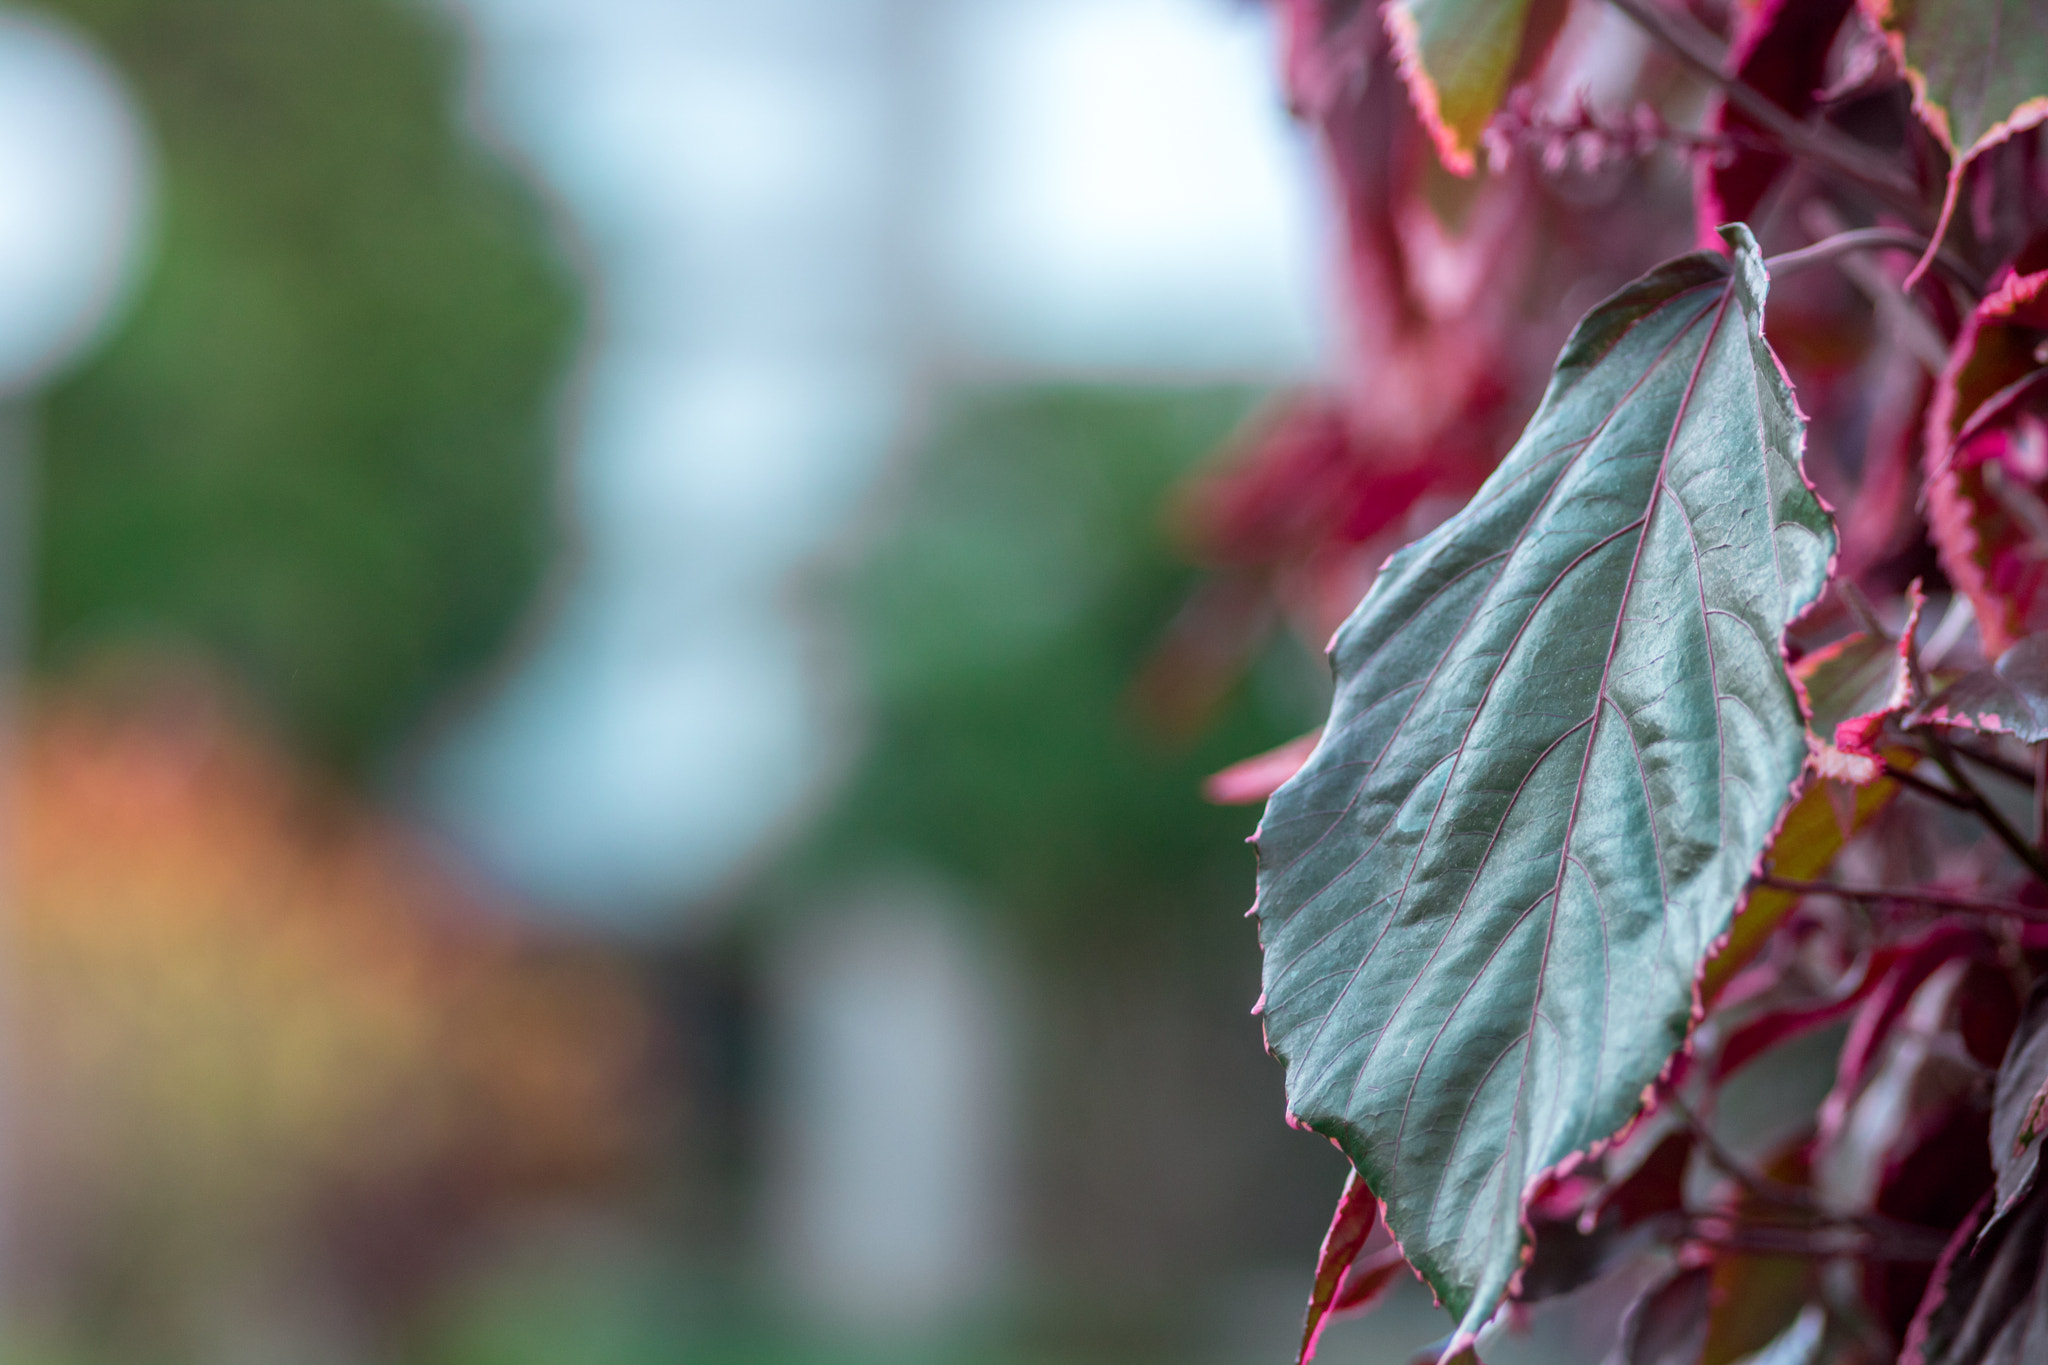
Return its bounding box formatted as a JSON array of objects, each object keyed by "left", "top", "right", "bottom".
[
  {"left": 1252, "top": 225, "right": 1832, "bottom": 1343},
  {"left": 1860, "top": 0, "right": 2048, "bottom": 161},
  {"left": 1387, "top": 0, "right": 1564, "bottom": 173}
]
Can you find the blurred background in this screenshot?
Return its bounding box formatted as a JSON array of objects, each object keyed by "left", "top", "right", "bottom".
[{"left": 0, "top": 0, "right": 1632, "bottom": 1362}]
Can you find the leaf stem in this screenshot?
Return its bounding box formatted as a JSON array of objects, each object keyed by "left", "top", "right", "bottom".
[
  {"left": 1685, "top": 1221, "right": 1948, "bottom": 1261},
  {"left": 1765, "top": 228, "right": 1985, "bottom": 295},
  {"left": 1757, "top": 874, "right": 2048, "bottom": 923},
  {"left": 1600, "top": 0, "right": 1927, "bottom": 222}
]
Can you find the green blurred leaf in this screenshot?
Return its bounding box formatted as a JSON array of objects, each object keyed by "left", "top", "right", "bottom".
[
  {"left": 793, "top": 386, "right": 1311, "bottom": 934},
  {"left": 33, "top": 0, "right": 575, "bottom": 769}
]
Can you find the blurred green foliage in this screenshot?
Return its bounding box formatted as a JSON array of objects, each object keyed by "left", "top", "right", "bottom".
[
  {"left": 789, "top": 386, "right": 1330, "bottom": 936},
  {"left": 30, "top": 0, "right": 576, "bottom": 771}
]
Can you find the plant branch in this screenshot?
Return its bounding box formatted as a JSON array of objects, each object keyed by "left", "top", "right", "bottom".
[
  {"left": 1601, "top": 0, "right": 1928, "bottom": 223},
  {"left": 1920, "top": 731, "right": 2048, "bottom": 881},
  {"left": 1765, "top": 228, "right": 1985, "bottom": 295},
  {"left": 1666, "top": 1095, "right": 1815, "bottom": 1211},
  {"left": 1946, "top": 738, "right": 2039, "bottom": 788},
  {"left": 1883, "top": 761, "right": 1977, "bottom": 812},
  {"left": 1757, "top": 875, "right": 2048, "bottom": 923},
  {"left": 1685, "top": 1220, "right": 1948, "bottom": 1261}
]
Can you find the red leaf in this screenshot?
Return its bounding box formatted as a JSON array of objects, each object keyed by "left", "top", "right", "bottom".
[
  {"left": 1178, "top": 396, "right": 1443, "bottom": 568},
  {"left": 1299, "top": 1168, "right": 1378, "bottom": 1365},
  {"left": 1898, "top": 1190, "right": 1988, "bottom": 1365},
  {"left": 1925, "top": 269, "right": 2048, "bottom": 656},
  {"left": 1205, "top": 730, "right": 1322, "bottom": 806},
  {"left": 1696, "top": 0, "right": 1858, "bottom": 248},
  {"left": 1794, "top": 581, "right": 1926, "bottom": 782},
  {"left": 1713, "top": 948, "right": 1895, "bottom": 1083},
  {"left": 1834, "top": 583, "right": 1927, "bottom": 760},
  {"left": 1514, "top": 1129, "right": 1694, "bottom": 1305},
  {"left": 1331, "top": 1245, "right": 1409, "bottom": 1315}
]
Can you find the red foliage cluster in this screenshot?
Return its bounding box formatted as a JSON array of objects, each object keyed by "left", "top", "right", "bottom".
[{"left": 1155, "top": 2, "right": 2048, "bottom": 1363}]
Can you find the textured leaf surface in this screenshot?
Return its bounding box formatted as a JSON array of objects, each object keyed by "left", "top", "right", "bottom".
[
  {"left": 1387, "top": 0, "right": 1563, "bottom": 173},
  {"left": 1924, "top": 270, "right": 2048, "bottom": 656},
  {"left": 1861, "top": 0, "right": 2048, "bottom": 159},
  {"left": 1253, "top": 226, "right": 1832, "bottom": 1341}
]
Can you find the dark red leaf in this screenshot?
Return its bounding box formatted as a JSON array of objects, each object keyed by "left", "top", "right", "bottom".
[
  {"left": 1818, "top": 923, "right": 2000, "bottom": 1143},
  {"left": 1696, "top": 0, "right": 1857, "bottom": 247},
  {"left": 1331, "top": 1245, "right": 1409, "bottom": 1315},
  {"left": 1299, "top": 1168, "right": 1378, "bottom": 1365},
  {"left": 1516, "top": 1130, "right": 1693, "bottom": 1305},
  {"left": 1925, "top": 269, "right": 2048, "bottom": 657},
  {"left": 1988, "top": 978, "right": 2048, "bottom": 1225},
  {"left": 1814, "top": 947, "right": 2016, "bottom": 1337},
  {"left": 1900, "top": 1183, "right": 2048, "bottom": 1365}
]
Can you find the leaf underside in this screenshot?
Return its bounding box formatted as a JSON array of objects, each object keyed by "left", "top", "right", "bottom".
[
  {"left": 1387, "top": 0, "right": 1553, "bottom": 174},
  {"left": 1253, "top": 225, "right": 1832, "bottom": 1341},
  {"left": 1860, "top": 0, "right": 2048, "bottom": 157}
]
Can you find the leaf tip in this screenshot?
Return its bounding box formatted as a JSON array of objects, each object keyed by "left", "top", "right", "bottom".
[{"left": 1384, "top": 2, "right": 1479, "bottom": 176}]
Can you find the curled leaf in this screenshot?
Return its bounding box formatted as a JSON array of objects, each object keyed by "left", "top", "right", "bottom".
[
  {"left": 1254, "top": 226, "right": 1832, "bottom": 1343},
  {"left": 1299, "top": 1168, "right": 1380, "bottom": 1365},
  {"left": 1924, "top": 270, "right": 2048, "bottom": 656},
  {"left": 1797, "top": 582, "right": 1926, "bottom": 780},
  {"left": 1859, "top": 0, "right": 2048, "bottom": 284}
]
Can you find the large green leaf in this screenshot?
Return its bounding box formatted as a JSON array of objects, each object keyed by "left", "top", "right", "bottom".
[
  {"left": 1860, "top": 0, "right": 2048, "bottom": 160},
  {"left": 1252, "top": 225, "right": 1832, "bottom": 1344}
]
